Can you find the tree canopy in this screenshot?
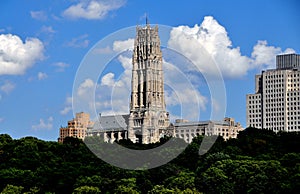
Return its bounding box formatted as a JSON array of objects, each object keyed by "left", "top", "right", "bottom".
[{"left": 1, "top": 128, "right": 300, "bottom": 193}]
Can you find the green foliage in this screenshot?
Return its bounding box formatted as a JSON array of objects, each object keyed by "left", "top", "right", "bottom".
[
  {"left": 23, "top": 187, "right": 40, "bottom": 194},
  {"left": 114, "top": 178, "right": 139, "bottom": 193},
  {"left": 114, "top": 185, "right": 139, "bottom": 194},
  {"left": 72, "top": 186, "right": 100, "bottom": 194},
  {"left": 197, "top": 166, "right": 233, "bottom": 194},
  {"left": 1, "top": 184, "right": 24, "bottom": 194},
  {"left": 1, "top": 127, "right": 300, "bottom": 193},
  {"left": 148, "top": 185, "right": 176, "bottom": 194},
  {"left": 173, "top": 136, "right": 202, "bottom": 170},
  {"left": 280, "top": 153, "right": 300, "bottom": 168},
  {"left": 164, "top": 171, "right": 195, "bottom": 190},
  {"left": 0, "top": 134, "right": 13, "bottom": 146}
]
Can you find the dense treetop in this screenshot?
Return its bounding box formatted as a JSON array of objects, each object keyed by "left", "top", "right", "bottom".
[{"left": 1, "top": 127, "right": 300, "bottom": 193}]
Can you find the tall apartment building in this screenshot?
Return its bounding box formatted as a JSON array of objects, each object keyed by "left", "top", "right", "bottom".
[
  {"left": 246, "top": 53, "right": 300, "bottom": 132},
  {"left": 58, "top": 112, "right": 94, "bottom": 142}
]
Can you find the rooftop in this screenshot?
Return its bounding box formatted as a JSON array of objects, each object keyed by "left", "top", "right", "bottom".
[{"left": 88, "top": 114, "right": 129, "bottom": 132}]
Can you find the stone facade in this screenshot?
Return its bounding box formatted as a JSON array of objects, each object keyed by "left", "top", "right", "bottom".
[
  {"left": 127, "top": 23, "right": 170, "bottom": 144},
  {"left": 246, "top": 53, "right": 300, "bottom": 132},
  {"left": 173, "top": 117, "right": 244, "bottom": 143},
  {"left": 58, "top": 112, "right": 94, "bottom": 143},
  {"left": 86, "top": 114, "right": 128, "bottom": 143}
]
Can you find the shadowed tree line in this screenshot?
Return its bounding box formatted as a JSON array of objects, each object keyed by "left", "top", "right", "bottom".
[{"left": 0, "top": 127, "right": 300, "bottom": 193}]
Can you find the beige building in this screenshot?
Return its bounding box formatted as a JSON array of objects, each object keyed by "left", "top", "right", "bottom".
[
  {"left": 173, "top": 117, "right": 244, "bottom": 143},
  {"left": 247, "top": 53, "right": 300, "bottom": 132},
  {"left": 127, "top": 21, "right": 170, "bottom": 144},
  {"left": 58, "top": 112, "right": 94, "bottom": 143}
]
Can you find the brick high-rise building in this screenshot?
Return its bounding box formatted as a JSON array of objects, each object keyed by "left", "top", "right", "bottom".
[{"left": 58, "top": 112, "right": 94, "bottom": 142}]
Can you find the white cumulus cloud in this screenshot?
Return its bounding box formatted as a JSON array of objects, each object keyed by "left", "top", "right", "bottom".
[
  {"left": 77, "top": 78, "right": 95, "bottom": 97},
  {"left": 0, "top": 34, "right": 44, "bottom": 75},
  {"left": 0, "top": 81, "right": 15, "bottom": 94},
  {"left": 101, "top": 72, "right": 115, "bottom": 86},
  {"left": 74, "top": 78, "right": 97, "bottom": 113},
  {"left": 93, "top": 46, "right": 113, "bottom": 54},
  {"left": 30, "top": 10, "right": 47, "bottom": 21},
  {"left": 113, "top": 38, "right": 134, "bottom": 52},
  {"left": 62, "top": 0, "right": 126, "bottom": 20},
  {"left": 95, "top": 54, "right": 132, "bottom": 115},
  {"left": 52, "top": 62, "right": 70, "bottom": 72},
  {"left": 168, "top": 16, "right": 295, "bottom": 78},
  {"left": 65, "top": 34, "right": 89, "bottom": 48},
  {"left": 60, "top": 106, "right": 72, "bottom": 115},
  {"left": 40, "top": 26, "right": 56, "bottom": 34},
  {"left": 163, "top": 59, "right": 208, "bottom": 120},
  {"left": 251, "top": 40, "right": 295, "bottom": 69},
  {"left": 32, "top": 116, "right": 53, "bottom": 131},
  {"left": 74, "top": 78, "right": 97, "bottom": 112},
  {"left": 38, "top": 72, "right": 48, "bottom": 80},
  {"left": 60, "top": 96, "right": 73, "bottom": 115}
]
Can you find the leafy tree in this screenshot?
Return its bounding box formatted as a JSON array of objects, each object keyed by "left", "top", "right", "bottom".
[
  {"left": 148, "top": 185, "right": 176, "bottom": 194},
  {"left": 1, "top": 129, "right": 300, "bottom": 193},
  {"left": 136, "top": 172, "right": 153, "bottom": 193},
  {"left": 173, "top": 136, "right": 202, "bottom": 170},
  {"left": 72, "top": 186, "right": 100, "bottom": 194},
  {"left": 23, "top": 187, "right": 40, "bottom": 194},
  {"left": 0, "top": 134, "right": 13, "bottom": 146},
  {"left": 114, "top": 178, "right": 139, "bottom": 193},
  {"left": 74, "top": 176, "right": 99, "bottom": 188},
  {"left": 1, "top": 184, "right": 24, "bottom": 194},
  {"left": 289, "top": 171, "right": 300, "bottom": 193},
  {"left": 179, "top": 188, "right": 202, "bottom": 194},
  {"left": 197, "top": 166, "right": 233, "bottom": 194},
  {"left": 0, "top": 168, "right": 36, "bottom": 190},
  {"left": 280, "top": 153, "right": 300, "bottom": 168},
  {"left": 164, "top": 171, "right": 195, "bottom": 190},
  {"left": 114, "top": 185, "right": 139, "bottom": 194},
  {"left": 196, "top": 152, "right": 230, "bottom": 173}
]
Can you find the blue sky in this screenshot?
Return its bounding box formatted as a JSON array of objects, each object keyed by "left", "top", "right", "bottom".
[{"left": 0, "top": 0, "right": 299, "bottom": 141}]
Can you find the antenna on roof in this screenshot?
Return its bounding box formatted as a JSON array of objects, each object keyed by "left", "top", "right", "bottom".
[{"left": 146, "top": 13, "right": 149, "bottom": 25}]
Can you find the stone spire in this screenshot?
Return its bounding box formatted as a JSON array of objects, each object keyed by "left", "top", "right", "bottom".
[{"left": 128, "top": 22, "right": 169, "bottom": 144}]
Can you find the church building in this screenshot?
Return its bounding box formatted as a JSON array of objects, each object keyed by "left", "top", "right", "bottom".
[
  {"left": 127, "top": 22, "right": 170, "bottom": 144},
  {"left": 83, "top": 21, "right": 244, "bottom": 144}
]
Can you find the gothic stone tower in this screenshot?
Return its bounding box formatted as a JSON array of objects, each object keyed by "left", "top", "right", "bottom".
[{"left": 128, "top": 22, "right": 170, "bottom": 144}]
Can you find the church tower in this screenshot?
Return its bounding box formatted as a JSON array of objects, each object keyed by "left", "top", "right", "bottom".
[{"left": 128, "top": 21, "right": 170, "bottom": 144}]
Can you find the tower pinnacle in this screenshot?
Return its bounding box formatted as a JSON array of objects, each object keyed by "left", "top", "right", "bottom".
[
  {"left": 128, "top": 24, "right": 170, "bottom": 144},
  {"left": 146, "top": 14, "right": 149, "bottom": 25}
]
